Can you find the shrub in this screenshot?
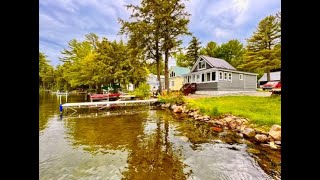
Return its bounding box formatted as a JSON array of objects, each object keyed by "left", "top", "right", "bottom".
[
  {"left": 158, "top": 91, "right": 185, "bottom": 105},
  {"left": 133, "top": 83, "right": 151, "bottom": 99}
]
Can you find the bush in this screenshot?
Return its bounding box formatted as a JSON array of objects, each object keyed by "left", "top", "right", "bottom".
[
  {"left": 158, "top": 91, "right": 185, "bottom": 105},
  {"left": 132, "top": 83, "right": 151, "bottom": 99}
]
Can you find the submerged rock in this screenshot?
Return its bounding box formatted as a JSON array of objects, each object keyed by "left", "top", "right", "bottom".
[
  {"left": 242, "top": 128, "right": 256, "bottom": 138},
  {"left": 211, "top": 126, "right": 223, "bottom": 132},
  {"left": 236, "top": 133, "right": 244, "bottom": 138},
  {"left": 247, "top": 148, "right": 261, "bottom": 154}
]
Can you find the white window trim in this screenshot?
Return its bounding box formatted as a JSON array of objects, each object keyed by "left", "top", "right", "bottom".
[
  {"left": 206, "top": 72, "right": 211, "bottom": 82},
  {"left": 219, "top": 72, "right": 223, "bottom": 80},
  {"left": 171, "top": 80, "right": 174, "bottom": 87},
  {"left": 198, "top": 60, "right": 206, "bottom": 70},
  {"left": 201, "top": 73, "right": 205, "bottom": 82},
  {"left": 228, "top": 73, "right": 232, "bottom": 82},
  {"left": 224, "top": 72, "right": 228, "bottom": 80},
  {"left": 211, "top": 72, "right": 217, "bottom": 81},
  {"left": 196, "top": 74, "right": 201, "bottom": 82},
  {"left": 239, "top": 74, "right": 243, "bottom": 80},
  {"left": 183, "top": 70, "right": 218, "bottom": 84}
]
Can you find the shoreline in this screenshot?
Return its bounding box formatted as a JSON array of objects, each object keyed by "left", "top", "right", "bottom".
[{"left": 161, "top": 103, "right": 281, "bottom": 151}]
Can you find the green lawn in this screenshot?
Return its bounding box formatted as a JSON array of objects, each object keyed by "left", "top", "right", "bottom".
[{"left": 186, "top": 95, "right": 281, "bottom": 129}]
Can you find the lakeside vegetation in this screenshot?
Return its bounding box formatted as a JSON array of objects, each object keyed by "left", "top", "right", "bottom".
[
  {"left": 39, "top": 0, "right": 280, "bottom": 95},
  {"left": 186, "top": 96, "right": 281, "bottom": 129}
]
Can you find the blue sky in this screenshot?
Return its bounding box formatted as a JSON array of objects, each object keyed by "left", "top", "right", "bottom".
[{"left": 40, "top": 0, "right": 280, "bottom": 67}]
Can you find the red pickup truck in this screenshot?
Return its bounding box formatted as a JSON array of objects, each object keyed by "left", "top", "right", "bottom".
[{"left": 261, "top": 81, "right": 281, "bottom": 91}]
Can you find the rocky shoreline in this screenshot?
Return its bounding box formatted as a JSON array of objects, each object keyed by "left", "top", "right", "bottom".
[{"left": 161, "top": 103, "right": 281, "bottom": 150}]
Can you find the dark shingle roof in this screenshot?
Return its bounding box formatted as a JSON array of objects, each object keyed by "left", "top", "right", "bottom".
[{"left": 200, "top": 55, "right": 236, "bottom": 70}]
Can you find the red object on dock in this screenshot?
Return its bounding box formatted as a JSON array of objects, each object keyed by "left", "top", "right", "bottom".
[{"left": 89, "top": 93, "right": 121, "bottom": 101}]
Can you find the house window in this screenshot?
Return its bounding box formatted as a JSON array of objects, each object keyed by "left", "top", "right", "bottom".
[
  {"left": 187, "top": 76, "right": 190, "bottom": 83},
  {"left": 196, "top": 74, "right": 200, "bottom": 82},
  {"left": 239, "top": 74, "right": 243, "bottom": 80},
  {"left": 173, "top": 72, "right": 175, "bottom": 77},
  {"left": 228, "top": 73, "right": 232, "bottom": 81},
  {"left": 224, "top": 72, "right": 227, "bottom": 80},
  {"left": 206, "top": 73, "right": 210, "bottom": 82},
  {"left": 171, "top": 81, "right": 174, "bottom": 87},
  {"left": 198, "top": 60, "right": 206, "bottom": 70},
  {"left": 192, "top": 75, "right": 195, "bottom": 82},
  {"left": 201, "top": 73, "right": 205, "bottom": 82},
  {"left": 219, "top": 72, "right": 223, "bottom": 80},
  {"left": 212, "top": 72, "right": 216, "bottom": 81}
]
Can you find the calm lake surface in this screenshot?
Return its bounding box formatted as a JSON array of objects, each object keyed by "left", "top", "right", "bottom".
[{"left": 39, "top": 93, "right": 280, "bottom": 180}]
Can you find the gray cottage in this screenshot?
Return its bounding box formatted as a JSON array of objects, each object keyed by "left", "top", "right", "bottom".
[{"left": 182, "top": 55, "right": 258, "bottom": 95}]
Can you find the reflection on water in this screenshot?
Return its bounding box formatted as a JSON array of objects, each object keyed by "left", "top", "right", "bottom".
[{"left": 39, "top": 93, "right": 279, "bottom": 179}]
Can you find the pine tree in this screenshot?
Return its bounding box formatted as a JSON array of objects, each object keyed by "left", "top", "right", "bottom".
[
  {"left": 185, "top": 36, "right": 201, "bottom": 68},
  {"left": 238, "top": 13, "right": 281, "bottom": 81}
]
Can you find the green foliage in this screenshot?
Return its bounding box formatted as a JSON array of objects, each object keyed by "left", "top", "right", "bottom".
[
  {"left": 187, "top": 96, "right": 281, "bottom": 129},
  {"left": 158, "top": 92, "right": 185, "bottom": 105},
  {"left": 199, "top": 41, "right": 218, "bottom": 57},
  {"left": 185, "top": 36, "right": 201, "bottom": 68},
  {"left": 174, "top": 49, "right": 189, "bottom": 68},
  {"left": 214, "top": 39, "right": 245, "bottom": 68},
  {"left": 132, "top": 83, "right": 151, "bottom": 99},
  {"left": 39, "top": 52, "right": 55, "bottom": 89},
  {"left": 119, "top": 0, "right": 191, "bottom": 92},
  {"left": 147, "top": 60, "right": 164, "bottom": 75},
  {"left": 238, "top": 13, "right": 281, "bottom": 80},
  {"left": 57, "top": 34, "right": 148, "bottom": 92}
]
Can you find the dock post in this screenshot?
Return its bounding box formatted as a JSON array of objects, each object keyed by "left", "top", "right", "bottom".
[
  {"left": 59, "top": 104, "right": 63, "bottom": 113},
  {"left": 66, "top": 91, "right": 68, "bottom": 102}
]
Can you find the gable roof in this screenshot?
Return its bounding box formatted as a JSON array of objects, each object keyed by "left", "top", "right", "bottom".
[
  {"left": 190, "top": 55, "right": 236, "bottom": 72},
  {"left": 170, "top": 66, "right": 190, "bottom": 76},
  {"left": 258, "top": 71, "right": 281, "bottom": 82},
  {"left": 201, "top": 55, "right": 236, "bottom": 70}
]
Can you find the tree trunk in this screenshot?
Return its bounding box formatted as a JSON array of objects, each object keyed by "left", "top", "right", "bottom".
[
  {"left": 155, "top": 34, "right": 162, "bottom": 94},
  {"left": 97, "top": 83, "right": 102, "bottom": 94},
  {"left": 266, "top": 69, "right": 270, "bottom": 82},
  {"left": 164, "top": 49, "right": 169, "bottom": 93}
]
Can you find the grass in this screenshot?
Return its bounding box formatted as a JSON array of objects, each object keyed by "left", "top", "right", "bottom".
[{"left": 186, "top": 95, "right": 281, "bottom": 130}]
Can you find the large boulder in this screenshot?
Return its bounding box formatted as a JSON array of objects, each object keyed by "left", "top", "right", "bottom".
[
  {"left": 255, "top": 134, "right": 269, "bottom": 143},
  {"left": 242, "top": 128, "right": 256, "bottom": 138},
  {"left": 269, "top": 124, "right": 281, "bottom": 141}
]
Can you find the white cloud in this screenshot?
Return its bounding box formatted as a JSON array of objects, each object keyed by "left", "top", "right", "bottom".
[
  {"left": 185, "top": 0, "right": 280, "bottom": 46},
  {"left": 40, "top": 0, "right": 280, "bottom": 66}
]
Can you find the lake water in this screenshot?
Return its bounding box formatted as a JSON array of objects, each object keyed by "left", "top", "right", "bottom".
[{"left": 39, "top": 93, "right": 280, "bottom": 179}]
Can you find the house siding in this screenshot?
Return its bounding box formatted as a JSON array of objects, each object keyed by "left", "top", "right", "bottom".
[
  {"left": 195, "top": 82, "right": 218, "bottom": 91},
  {"left": 244, "top": 74, "right": 257, "bottom": 90},
  {"left": 169, "top": 76, "right": 184, "bottom": 91},
  {"left": 215, "top": 71, "right": 256, "bottom": 91},
  {"left": 192, "top": 62, "right": 212, "bottom": 73}
]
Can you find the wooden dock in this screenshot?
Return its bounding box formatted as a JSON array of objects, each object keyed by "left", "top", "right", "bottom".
[{"left": 60, "top": 99, "right": 158, "bottom": 113}]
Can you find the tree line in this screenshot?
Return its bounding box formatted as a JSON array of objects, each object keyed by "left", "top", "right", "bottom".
[{"left": 40, "top": 0, "right": 280, "bottom": 93}]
